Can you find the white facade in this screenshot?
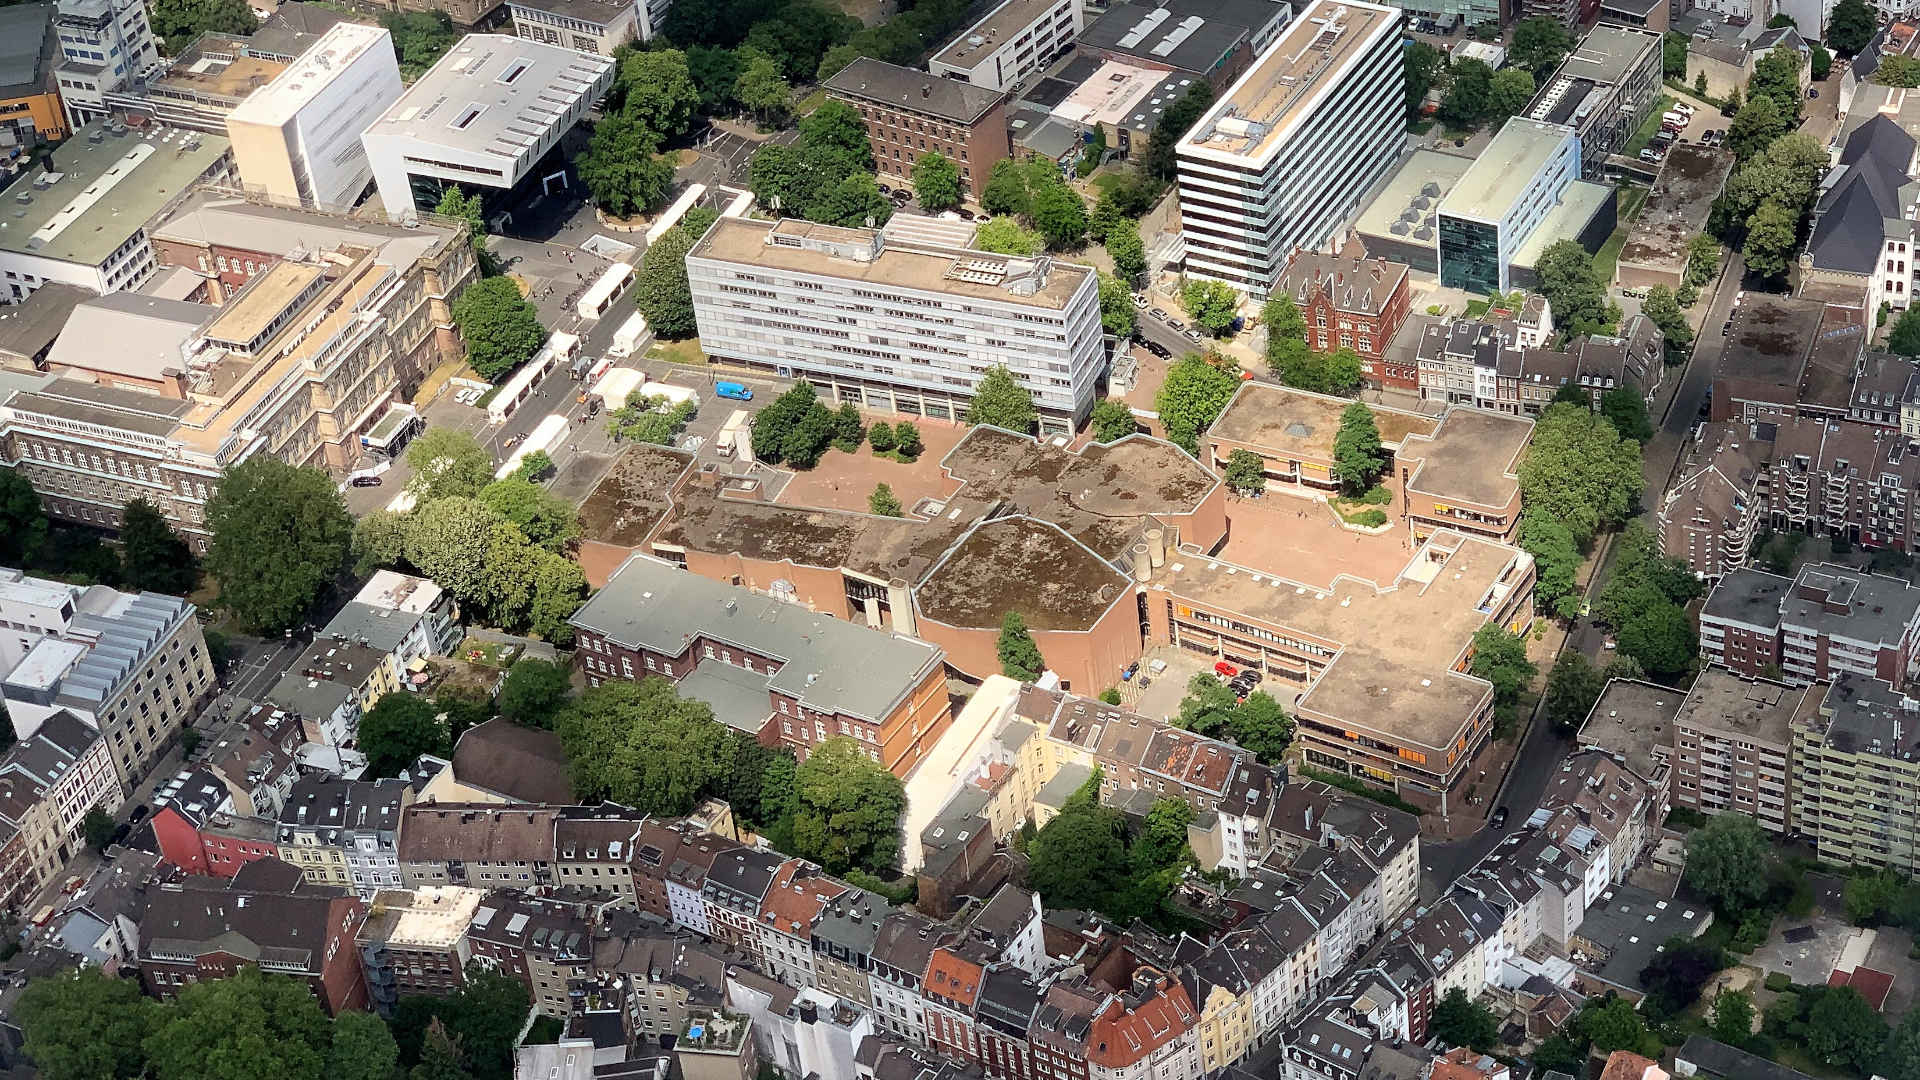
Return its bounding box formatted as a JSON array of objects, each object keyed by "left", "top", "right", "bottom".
[
  {"left": 225, "top": 24, "right": 405, "bottom": 211},
  {"left": 868, "top": 970, "right": 930, "bottom": 1043},
  {"left": 667, "top": 877, "right": 712, "bottom": 935},
  {"left": 360, "top": 35, "right": 614, "bottom": 220},
  {"left": 688, "top": 217, "right": 1106, "bottom": 435},
  {"left": 507, "top": 0, "right": 658, "bottom": 56},
  {"left": 1175, "top": 0, "right": 1404, "bottom": 293},
  {"left": 928, "top": 0, "right": 1083, "bottom": 92},
  {"left": 52, "top": 0, "right": 160, "bottom": 128},
  {"left": 1436, "top": 118, "right": 1580, "bottom": 294}
]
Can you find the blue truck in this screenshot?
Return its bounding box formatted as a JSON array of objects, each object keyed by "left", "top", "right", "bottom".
[{"left": 714, "top": 381, "right": 754, "bottom": 401}]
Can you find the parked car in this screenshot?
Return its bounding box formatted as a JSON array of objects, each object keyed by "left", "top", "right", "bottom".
[
  {"left": 1149, "top": 307, "right": 1168, "bottom": 320},
  {"left": 1143, "top": 339, "right": 1172, "bottom": 359},
  {"left": 1167, "top": 319, "right": 1187, "bottom": 332},
  {"left": 349, "top": 475, "right": 383, "bottom": 487},
  {"left": 1184, "top": 328, "right": 1204, "bottom": 342},
  {"left": 1132, "top": 294, "right": 1148, "bottom": 309},
  {"left": 1490, "top": 806, "right": 1510, "bottom": 829},
  {"left": 1213, "top": 661, "right": 1238, "bottom": 678},
  {"left": 1639, "top": 148, "right": 1663, "bottom": 163}
]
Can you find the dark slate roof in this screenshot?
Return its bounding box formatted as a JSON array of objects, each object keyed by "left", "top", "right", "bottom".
[
  {"left": 1809, "top": 115, "right": 1915, "bottom": 274},
  {"left": 825, "top": 58, "right": 1007, "bottom": 125},
  {"left": 1677, "top": 1036, "right": 1818, "bottom": 1080},
  {"left": 1854, "top": 25, "right": 1888, "bottom": 78}
]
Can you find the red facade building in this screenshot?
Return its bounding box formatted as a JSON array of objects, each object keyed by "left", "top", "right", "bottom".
[
  {"left": 1271, "top": 250, "right": 1415, "bottom": 390},
  {"left": 150, "top": 770, "right": 281, "bottom": 879}
]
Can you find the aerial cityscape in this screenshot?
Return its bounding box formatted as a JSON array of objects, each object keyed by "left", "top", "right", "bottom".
[{"left": 1, "top": 0, "right": 1920, "bottom": 1077}]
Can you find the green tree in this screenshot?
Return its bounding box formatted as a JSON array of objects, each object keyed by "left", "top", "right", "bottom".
[
  {"left": 1181, "top": 279, "right": 1240, "bottom": 337},
  {"left": 867, "top": 419, "right": 896, "bottom": 454},
  {"left": 577, "top": 112, "right": 678, "bottom": 219},
  {"left": 429, "top": 966, "right": 530, "bottom": 1080},
  {"left": 1142, "top": 80, "right": 1214, "bottom": 181},
  {"left": 352, "top": 509, "right": 409, "bottom": 577},
  {"left": 381, "top": 11, "right": 457, "bottom": 80},
  {"left": 1742, "top": 199, "right": 1801, "bottom": 281},
  {"left": 1664, "top": 31, "right": 1691, "bottom": 79},
  {"left": 452, "top": 278, "right": 545, "bottom": 381},
  {"left": 1725, "top": 132, "right": 1830, "bottom": 220},
  {"left": 1536, "top": 240, "right": 1614, "bottom": 336},
  {"left": 1099, "top": 273, "right": 1137, "bottom": 339},
  {"left": 206, "top": 458, "right": 351, "bottom": 634},
  {"left": 615, "top": 49, "right": 701, "bottom": 139},
  {"left": 1881, "top": 1010, "right": 1920, "bottom": 1080},
  {"left": 1091, "top": 398, "right": 1137, "bottom": 443},
  {"left": 792, "top": 737, "right": 906, "bottom": 873},
  {"left": 1331, "top": 401, "right": 1385, "bottom": 494},
  {"left": 1227, "top": 691, "right": 1293, "bottom": 763},
  {"left": 554, "top": 677, "right": 731, "bottom": 812},
  {"left": 410, "top": 1022, "right": 471, "bottom": 1080},
  {"left": 497, "top": 658, "right": 572, "bottom": 729},
  {"left": 1618, "top": 602, "right": 1697, "bottom": 675},
  {"left": 477, "top": 476, "right": 579, "bottom": 551},
  {"left": 143, "top": 967, "right": 333, "bottom": 1080},
  {"left": 15, "top": 967, "right": 153, "bottom": 1080},
  {"left": 1642, "top": 285, "right": 1694, "bottom": 360},
  {"left": 1470, "top": 623, "right": 1536, "bottom": 724},
  {"left": 966, "top": 365, "right": 1039, "bottom": 433},
  {"left": 1519, "top": 403, "right": 1644, "bottom": 546},
  {"left": 1106, "top": 218, "right": 1146, "bottom": 282},
  {"left": 1521, "top": 513, "right": 1583, "bottom": 618},
  {"left": 1534, "top": 1033, "right": 1588, "bottom": 1076},
  {"left": 1748, "top": 47, "right": 1805, "bottom": 121},
  {"left": 119, "top": 497, "right": 196, "bottom": 594},
  {"left": 359, "top": 693, "right": 449, "bottom": 778},
  {"left": 527, "top": 553, "right": 585, "bottom": 646},
  {"left": 810, "top": 170, "right": 892, "bottom": 228},
  {"left": 401, "top": 498, "right": 497, "bottom": 607},
  {"left": 1582, "top": 996, "right": 1655, "bottom": 1055},
  {"left": 1488, "top": 68, "right": 1536, "bottom": 122},
  {"left": 1640, "top": 937, "right": 1729, "bottom": 1021},
  {"left": 1877, "top": 54, "right": 1920, "bottom": 87},
  {"left": 687, "top": 45, "right": 742, "bottom": 111},
  {"left": 1727, "top": 94, "right": 1787, "bottom": 161},
  {"left": 1712, "top": 989, "right": 1756, "bottom": 1045},
  {"left": 1031, "top": 181, "right": 1088, "bottom": 250},
  {"left": 913, "top": 151, "right": 962, "bottom": 212},
  {"left": 981, "top": 159, "right": 1033, "bottom": 217},
  {"left": 893, "top": 421, "right": 922, "bottom": 461},
  {"left": 1511, "top": 16, "right": 1575, "bottom": 77},
  {"left": 797, "top": 99, "right": 872, "bottom": 166},
  {"left": 831, "top": 402, "right": 865, "bottom": 453},
  {"left": 634, "top": 223, "right": 699, "bottom": 339},
  {"left": 516, "top": 450, "right": 554, "bottom": 482},
  {"left": 82, "top": 806, "right": 115, "bottom": 851},
  {"left": 1542, "top": 651, "right": 1606, "bottom": 735},
  {"left": 1829, "top": 0, "right": 1876, "bottom": 54},
  {"left": 407, "top": 428, "right": 495, "bottom": 504},
  {"left": 1155, "top": 353, "right": 1240, "bottom": 454},
  {"left": 1176, "top": 672, "right": 1238, "bottom": 737},
  {"left": 998, "top": 611, "right": 1044, "bottom": 681},
  {"left": 1810, "top": 43, "right": 1833, "bottom": 79},
  {"left": 0, "top": 467, "right": 48, "bottom": 567},
  {"left": 1431, "top": 987, "right": 1499, "bottom": 1052},
  {"left": 734, "top": 50, "right": 791, "bottom": 125},
  {"left": 1806, "top": 986, "right": 1887, "bottom": 1072},
  {"left": 1224, "top": 448, "right": 1266, "bottom": 495},
  {"left": 868, "top": 482, "right": 903, "bottom": 517},
  {"left": 1026, "top": 788, "right": 1128, "bottom": 910},
  {"left": 329, "top": 1010, "right": 403, "bottom": 1080},
  {"left": 433, "top": 186, "right": 486, "bottom": 259},
  {"left": 1599, "top": 387, "right": 1654, "bottom": 443},
  {"left": 1440, "top": 58, "right": 1494, "bottom": 127},
  {"left": 1685, "top": 812, "right": 1774, "bottom": 912},
  {"left": 149, "top": 0, "right": 257, "bottom": 51},
  {"left": 1404, "top": 40, "right": 1447, "bottom": 119},
  {"left": 1889, "top": 307, "right": 1920, "bottom": 357},
  {"left": 975, "top": 215, "right": 1045, "bottom": 256}
]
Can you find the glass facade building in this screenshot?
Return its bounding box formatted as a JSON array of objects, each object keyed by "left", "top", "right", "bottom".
[{"left": 1437, "top": 215, "right": 1501, "bottom": 295}]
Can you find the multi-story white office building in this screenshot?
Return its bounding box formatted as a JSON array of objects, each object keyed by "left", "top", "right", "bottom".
[
  {"left": 360, "top": 35, "right": 614, "bottom": 221},
  {"left": 1437, "top": 118, "right": 1579, "bottom": 295},
  {"left": 688, "top": 217, "right": 1105, "bottom": 435},
  {"left": 51, "top": 0, "right": 160, "bottom": 129},
  {"left": 1174, "top": 0, "right": 1403, "bottom": 294},
  {"left": 225, "top": 24, "right": 405, "bottom": 211},
  {"left": 927, "top": 0, "right": 1083, "bottom": 93}
]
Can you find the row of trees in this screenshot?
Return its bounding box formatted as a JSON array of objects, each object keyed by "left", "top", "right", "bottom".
[
  {"left": 577, "top": 50, "right": 710, "bottom": 219},
  {"left": 633, "top": 206, "right": 717, "bottom": 340},
  {"left": 1515, "top": 402, "right": 1645, "bottom": 618}
]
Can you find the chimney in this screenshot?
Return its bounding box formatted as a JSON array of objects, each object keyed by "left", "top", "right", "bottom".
[{"left": 922, "top": 84, "right": 932, "bottom": 99}]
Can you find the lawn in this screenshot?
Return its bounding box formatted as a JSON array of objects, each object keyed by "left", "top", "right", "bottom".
[
  {"left": 1593, "top": 183, "right": 1651, "bottom": 285},
  {"left": 648, "top": 337, "right": 707, "bottom": 366},
  {"left": 461, "top": 640, "right": 521, "bottom": 669},
  {"left": 1624, "top": 93, "right": 1678, "bottom": 157},
  {"left": 1464, "top": 298, "right": 1492, "bottom": 318}
]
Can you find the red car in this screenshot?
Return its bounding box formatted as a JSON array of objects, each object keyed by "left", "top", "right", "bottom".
[{"left": 1214, "top": 661, "right": 1238, "bottom": 678}]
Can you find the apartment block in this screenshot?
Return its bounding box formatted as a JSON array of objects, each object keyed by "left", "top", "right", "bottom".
[
  {"left": 317, "top": 571, "right": 463, "bottom": 689},
  {"left": 148, "top": 770, "right": 281, "bottom": 879},
  {"left": 1658, "top": 423, "right": 1766, "bottom": 578},
  {"left": 224, "top": 23, "right": 404, "bottom": 211},
  {"left": 1574, "top": 677, "right": 1680, "bottom": 842},
  {"left": 467, "top": 891, "right": 593, "bottom": 1017},
  {"left": 1699, "top": 564, "right": 1920, "bottom": 686},
  {"left": 276, "top": 776, "right": 413, "bottom": 899},
  {"left": 356, "top": 885, "right": 483, "bottom": 1014},
  {"left": 825, "top": 60, "right": 1011, "bottom": 203},
  {"left": 1522, "top": 25, "right": 1663, "bottom": 179},
  {"left": 1670, "top": 667, "right": 1811, "bottom": 833},
  {"left": 1271, "top": 251, "right": 1413, "bottom": 390},
  {"left": 1175, "top": 0, "right": 1403, "bottom": 293},
  {"left": 1792, "top": 673, "right": 1920, "bottom": 873},
  {"left": 927, "top": 0, "right": 1082, "bottom": 93},
  {"left": 0, "top": 570, "right": 213, "bottom": 794},
  {"left": 50, "top": 0, "right": 160, "bottom": 128},
  {"left": 1437, "top": 119, "right": 1581, "bottom": 296},
  {"left": 361, "top": 36, "right": 614, "bottom": 220},
  {"left": 399, "top": 803, "right": 559, "bottom": 889},
  {"left": 570, "top": 553, "right": 952, "bottom": 777},
  {"left": 687, "top": 216, "right": 1104, "bottom": 435}
]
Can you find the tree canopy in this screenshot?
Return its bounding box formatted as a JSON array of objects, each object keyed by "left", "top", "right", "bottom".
[
  {"left": 119, "top": 498, "right": 196, "bottom": 594},
  {"left": 1519, "top": 403, "right": 1643, "bottom": 547},
  {"left": 452, "top": 278, "right": 546, "bottom": 381},
  {"left": 966, "top": 365, "right": 1039, "bottom": 433},
  {"left": 142, "top": 967, "right": 334, "bottom": 1080},
  {"left": 497, "top": 658, "right": 573, "bottom": 728},
  {"left": 792, "top": 737, "right": 906, "bottom": 873},
  {"left": 1091, "top": 399, "right": 1138, "bottom": 443},
  {"left": 1510, "top": 16, "right": 1575, "bottom": 77},
  {"left": 1829, "top": 0, "right": 1876, "bottom": 54},
  {"left": 407, "top": 428, "right": 496, "bottom": 504},
  {"left": 359, "top": 693, "right": 450, "bottom": 778},
  {"left": 149, "top": 0, "right": 257, "bottom": 51},
  {"left": 206, "top": 458, "right": 352, "bottom": 633},
  {"left": 975, "top": 215, "right": 1046, "bottom": 256},
  {"left": 634, "top": 223, "right": 700, "bottom": 339},
  {"left": 555, "top": 678, "right": 733, "bottom": 812},
  {"left": 1685, "top": 812, "right": 1774, "bottom": 913},
  {"left": 1180, "top": 279, "right": 1240, "bottom": 337},
  {"left": 1432, "top": 988, "right": 1500, "bottom": 1052},
  {"left": 997, "top": 611, "right": 1044, "bottom": 681},
  {"left": 15, "top": 967, "right": 154, "bottom": 1080},
  {"left": 1155, "top": 353, "right": 1241, "bottom": 454},
  {"left": 912, "top": 151, "right": 962, "bottom": 212},
  {"left": 1331, "top": 402, "right": 1384, "bottom": 494}
]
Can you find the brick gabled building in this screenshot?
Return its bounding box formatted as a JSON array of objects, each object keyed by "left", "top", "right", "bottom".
[
  {"left": 823, "top": 59, "right": 1011, "bottom": 203},
  {"left": 1273, "top": 250, "right": 1415, "bottom": 390},
  {"left": 138, "top": 857, "right": 368, "bottom": 1014}
]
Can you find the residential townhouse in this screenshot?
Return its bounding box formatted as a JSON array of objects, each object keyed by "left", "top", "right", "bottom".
[
  {"left": 1659, "top": 423, "right": 1768, "bottom": 578},
  {"left": 1277, "top": 968, "right": 1428, "bottom": 1080},
  {"left": 264, "top": 638, "right": 394, "bottom": 748},
  {"left": 1084, "top": 966, "right": 1202, "bottom": 1080},
  {"left": 355, "top": 885, "right": 483, "bottom": 1015},
  {"left": 200, "top": 703, "right": 303, "bottom": 819},
  {"left": 313, "top": 571, "right": 462, "bottom": 690},
  {"left": 276, "top": 776, "right": 413, "bottom": 898},
  {"left": 1415, "top": 315, "right": 1664, "bottom": 415},
  {"left": 811, "top": 887, "right": 887, "bottom": 1007},
  {"left": 148, "top": 769, "right": 281, "bottom": 879},
  {"left": 398, "top": 803, "right": 560, "bottom": 890},
  {"left": 555, "top": 805, "right": 646, "bottom": 904},
  {"left": 467, "top": 891, "right": 594, "bottom": 1018},
  {"left": 1535, "top": 749, "right": 1665, "bottom": 887},
  {"left": 1272, "top": 251, "right": 1415, "bottom": 390},
  {"left": 869, "top": 910, "right": 948, "bottom": 1043},
  {"left": 757, "top": 859, "right": 849, "bottom": 990},
  {"left": 0, "top": 709, "right": 121, "bottom": 911},
  {"left": 703, "top": 846, "right": 786, "bottom": 964},
  {"left": 663, "top": 832, "right": 737, "bottom": 938}
]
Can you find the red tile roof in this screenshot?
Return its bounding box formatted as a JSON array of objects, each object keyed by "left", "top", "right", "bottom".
[
  {"left": 1828, "top": 966, "right": 1895, "bottom": 1011},
  {"left": 925, "top": 946, "right": 986, "bottom": 1009},
  {"left": 759, "top": 860, "right": 847, "bottom": 936},
  {"left": 1085, "top": 974, "right": 1196, "bottom": 1068}
]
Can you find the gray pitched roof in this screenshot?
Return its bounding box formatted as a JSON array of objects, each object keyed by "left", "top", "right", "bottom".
[
  {"left": 1809, "top": 115, "right": 1917, "bottom": 274},
  {"left": 825, "top": 58, "right": 1006, "bottom": 124}
]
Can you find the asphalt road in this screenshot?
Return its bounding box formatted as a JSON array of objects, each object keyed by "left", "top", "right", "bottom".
[{"left": 1418, "top": 254, "right": 1746, "bottom": 889}]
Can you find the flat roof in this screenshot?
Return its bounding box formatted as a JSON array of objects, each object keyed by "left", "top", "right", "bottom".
[
  {"left": 9, "top": 378, "right": 192, "bottom": 437},
  {"left": 1050, "top": 60, "right": 1163, "bottom": 128},
  {"left": 1179, "top": 0, "right": 1398, "bottom": 164},
  {"left": 367, "top": 35, "right": 613, "bottom": 158},
  {"left": 1440, "top": 118, "right": 1575, "bottom": 224},
  {"left": 0, "top": 3, "right": 56, "bottom": 98},
  {"left": 689, "top": 216, "right": 1092, "bottom": 310},
  {"left": 1511, "top": 180, "right": 1615, "bottom": 269},
  {"left": 1210, "top": 382, "right": 1438, "bottom": 458},
  {"left": 1401, "top": 407, "right": 1532, "bottom": 509},
  {"left": 149, "top": 34, "right": 288, "bottom": 102},
  {"left": 933, "top": 0, "right": 1067, "bottom": 69},
  {"left": 504, "top": 0, "right": 638, "bottom": 25},
  {"left": 1080, "top": 0, "right": 1277, "bottom": 75},
  {"left": 202, "top": 261, "right": 324, "bottom": 347},
  {"left": 226, "top": 22, "right": 392, "bottom": 126},
  {"left": 915, "top": 516, "right": 1131, "bottom": 632},
  {"left": 1618, "top": 144, "right": 1737, "bottom": 274},
  {"left": 44, "top": 292, "right": 209, "bottom": 383},
  {"left": 826, "top": 58, "right": 1007, "bottom": 125},
  {"left": 1577, "top": 678, "right": 1682, "bottom": 781},
  {"left": 1676, "top": 666, "right": 1813, "bottom": 748},
  {"left": 1352, "top": 148, "right": 1472, "bottom": 243},
  {"left": 1556, "top": 23, "right": 1663, "bottom": 87},
  {"left": 0, "top": 123, "right": 231, "bottom": 266}
]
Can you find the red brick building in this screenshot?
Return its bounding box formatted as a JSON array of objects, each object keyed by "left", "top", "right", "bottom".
[
  {"left": 149, "top": 770, "right": 281, "bottom": 879},
  {"left": 824, "top": 58, "right": 1012, "bottom": 203},
  {"left": 138, "top": 858, "right": 368, "bottom": 1015},
  {"left": 1271, "top": 250, "right": 1414, "bottom": 391}
]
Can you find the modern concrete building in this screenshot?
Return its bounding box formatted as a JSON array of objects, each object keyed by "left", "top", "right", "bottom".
[
  {"left": 824, "top": 59, "right": 1011, "bottom": 204},
  {"left": 0, "top": 569, "right": 214, "bottom": 794},
  {"left": 101, "top": 33, "right": 297, "bottom": 133},
  {"left": 356, "top": 885, "right": 483, "bottom": 1015},
  {"left": 1670, "top": 666, "right": 1810, "bottom": 833},
  {"left": 1615, "top": 143, "right": 1737, "bottom": 292},
  {"left": 1436, "top": 118, "right": 1580, "bottom": 296},
  {"left": 360, "top": 35, "right": 614, "bottom": 221},
  {"left": 1175, "top": 0, "right": 1404, "bottom": 293},
  {"left": 50, "top": 0, "right": 160, "bottom": 129},
  {"left": 1699, "top": 564, "right": 1920, "bottom": 687},
  {"left": 0, "top": 121, "right": 231, "bottom": 302},
  {"left": 686, "top": 216, "right": 1104, "bottom": 434},
  {"left": 1521, "top": 24, "right": 1664, "bottom": 180},
  {"left": 224, "top": 23, "right": 404, "bottom": 211},
  {"left": 928, "top": 0, "right": 1083, "bottom": 93},
  {"left": 1078, "top": 0, "right": 1294, "bottom": 89},
  {"left": 506, "top": 0, "right": 662, "bottom": 55}
]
